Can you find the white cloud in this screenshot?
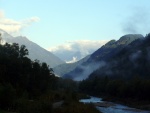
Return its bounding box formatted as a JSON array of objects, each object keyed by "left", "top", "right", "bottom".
[
  {"left": 48, "top": 40, "right": 108, "bottom": 62},
  {"left": 49, "top": 44, "right": 73, "bottom": 51},
  {"left": 49, "top": 40, "right": 108, "bottom": 52},
  {"left": 0, "top": 10, "right": 40, "bottom": 35}
]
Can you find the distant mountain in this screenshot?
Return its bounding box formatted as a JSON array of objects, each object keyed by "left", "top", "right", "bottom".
[
  {"left": 52, "top": 50, "right": 84, "bottom": 63},
  {"left": 49, "top": 40, "right": 107, "bottom": 63},
  {"left": 63, "top": 34, "right": 144, "bottom": 81},
  {"left": 0, "top": 29, "right": 64, "bottom": 67},
  {"left": 53, "top": 55, "right": 90, "bottom": 77}
]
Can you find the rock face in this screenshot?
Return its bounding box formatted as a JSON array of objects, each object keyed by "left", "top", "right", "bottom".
[
  {"left": 0, "top": 29, "right": 64, "bottom": 67},
  {"left": 63, "top": 34, "right": 144, "bottom": 81}
]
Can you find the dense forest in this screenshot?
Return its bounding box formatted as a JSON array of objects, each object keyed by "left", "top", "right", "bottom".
[{"left": 0, "top": 43, "right": 100, "bottom": 113}]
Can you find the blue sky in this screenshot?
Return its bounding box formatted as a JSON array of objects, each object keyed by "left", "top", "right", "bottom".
[{"left": 0, "top": 0, "right": 150, "bottom": 49}]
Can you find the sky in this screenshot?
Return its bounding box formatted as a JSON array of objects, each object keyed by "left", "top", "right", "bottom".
[{"left": 0, "top": 0, "right": 150, "bottom": 49}]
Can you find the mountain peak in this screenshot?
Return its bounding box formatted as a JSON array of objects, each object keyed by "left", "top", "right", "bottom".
[
  {"left": 118, "top": 34, "right": 144, "bottom": 45},
  {"left": 0, "top": 29, "right": 16, "bottom": 41},
  {"left": 0, "top": 29, "right": 6, "bottom": 34},
  {"left": 0, "top": 29, "right": 11, "bottom": 36}
]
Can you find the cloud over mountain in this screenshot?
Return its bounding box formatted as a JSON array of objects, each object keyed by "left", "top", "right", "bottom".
[
  {"left": 48, "top": 40, "right": 108, "bottom": 63},
  {"left": 0, "top": 10, "right": 40, "bottom": 35}
]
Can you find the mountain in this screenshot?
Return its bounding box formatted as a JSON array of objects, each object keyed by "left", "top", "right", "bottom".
[
  {"left": 63, "top": 34, "right": 144, "bottom": 81},
  {"left": 89, "top": 34, "right": 150, "bottom": 79},
  {"left": 53, "top": 55, "right": 90, "bottom": 77},
  {"left": 89, "top": 34, "right": 144, "bottom": 62},
  {"left": 0, "top": 29, "right": 64, "bottom": 67}
]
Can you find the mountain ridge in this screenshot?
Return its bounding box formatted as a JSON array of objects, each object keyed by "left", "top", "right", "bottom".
[{"left": 0, "top": 29, "right": 64, "bottom": 67}]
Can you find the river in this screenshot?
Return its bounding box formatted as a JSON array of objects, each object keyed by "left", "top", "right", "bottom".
[{"left": 80, "top": 96, "right": 150, "bottom": 113}]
